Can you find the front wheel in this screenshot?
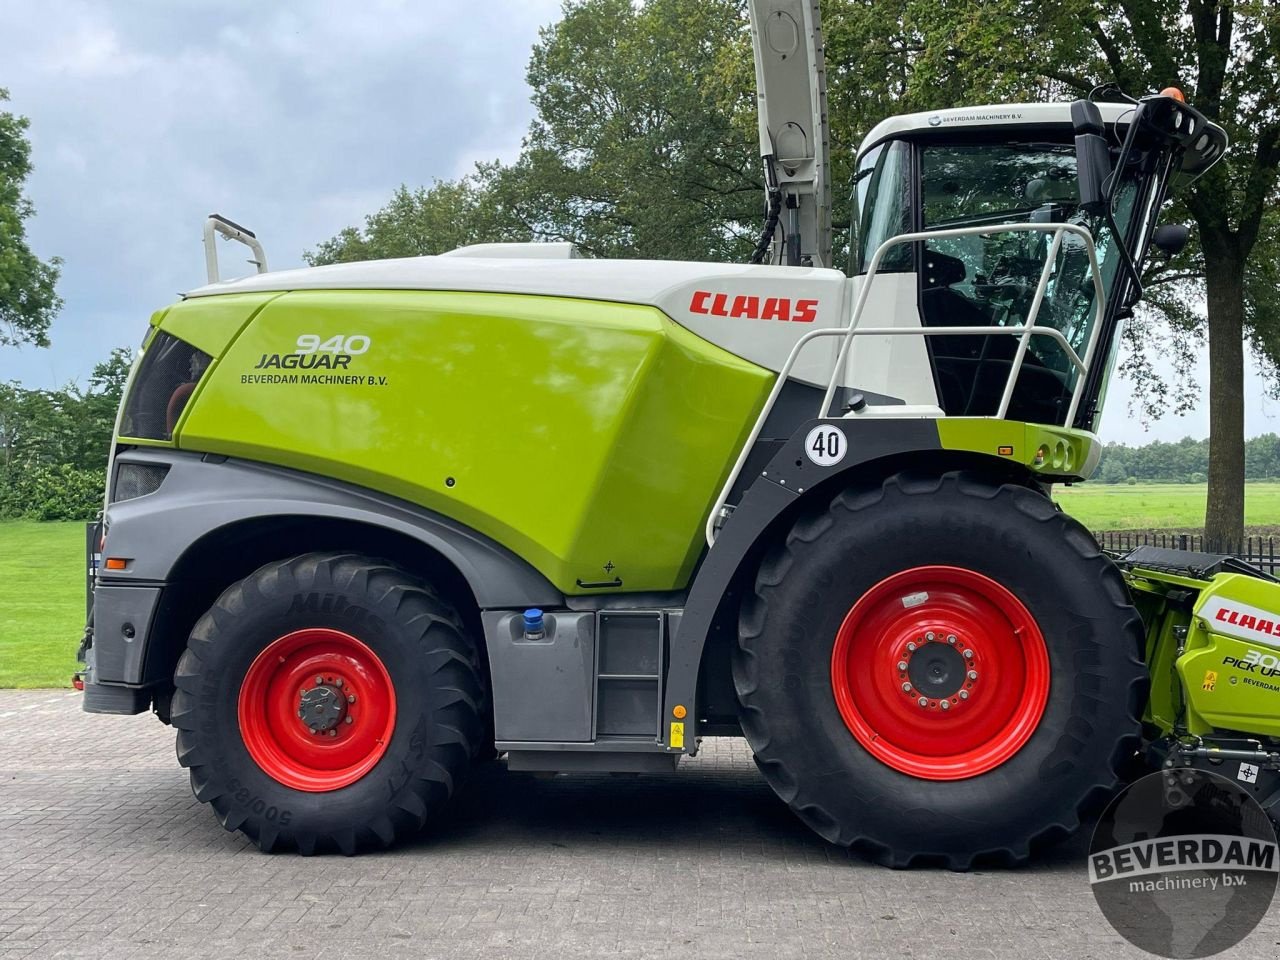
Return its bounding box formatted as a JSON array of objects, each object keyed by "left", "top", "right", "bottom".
[
  {"left": 735, "top": 471, "right": 1146, "bottom": 868},
  {"left": 171, "top": 552, "right": 485, "bottom": 854}
]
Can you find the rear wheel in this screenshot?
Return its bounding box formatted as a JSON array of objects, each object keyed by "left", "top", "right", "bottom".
[
  {"left": 735, "top": 471, "right": 1146, "bottom": 868},
  {"left": 172, "top": 552, "right": 485, "bottom": 854}
]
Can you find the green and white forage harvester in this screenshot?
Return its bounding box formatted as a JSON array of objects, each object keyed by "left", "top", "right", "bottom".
[{"left": 78, "top": 1, "right": 1277, "bottom": 866}]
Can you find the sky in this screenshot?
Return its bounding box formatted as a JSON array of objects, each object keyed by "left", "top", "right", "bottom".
[{"left": 2, "top": 0, "right": 1276, "bottom": 447}]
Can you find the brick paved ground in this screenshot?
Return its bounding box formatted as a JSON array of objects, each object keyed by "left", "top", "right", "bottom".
[{"left": 0, "top": 689, "right": 1277, "bottom": 959}]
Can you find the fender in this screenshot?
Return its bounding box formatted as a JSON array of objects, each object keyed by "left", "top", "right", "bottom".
[
  {"left": 88, "top": 449, "right": 560, "bottom": 706},
  {"left": 661, "top": 416, "right": 1079, "bottom": 745},
  {"left": 102, "top": 449, "right": 562, "bottom": 610}
]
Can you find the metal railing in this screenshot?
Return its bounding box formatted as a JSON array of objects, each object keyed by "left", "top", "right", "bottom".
[
  {"left": 706, "top": 222, "right": 1106, "bottom": 546},
  {"left": 1097, "top": 530, "right": 1280, "bottom": 574}
]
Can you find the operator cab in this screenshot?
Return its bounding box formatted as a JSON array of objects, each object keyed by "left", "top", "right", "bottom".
[{"left": 849, "top": 96, "right": 1226, "bottom": 431}]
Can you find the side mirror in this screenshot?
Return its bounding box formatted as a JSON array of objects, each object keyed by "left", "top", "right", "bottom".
[
  {"left": 1152, "top": 223, "right": 1190, "bottom": 256},
  {"left": 1071, "top": 100, "right": 1112, "bottom": 215}
]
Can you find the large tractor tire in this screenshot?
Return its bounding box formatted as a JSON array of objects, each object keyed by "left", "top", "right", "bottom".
[
  {"left": 735, "top": 471, "right": 1146, "bottom": 868},
  {"left": 171, "top": 552, "right": 485, "bottom": 854}
]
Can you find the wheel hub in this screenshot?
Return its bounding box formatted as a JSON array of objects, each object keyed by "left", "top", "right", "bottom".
[
  {"left": 903, "top": 632, "right": 977, "bottom": 708},
  {"left": 298, "top": 680, "right": 350, "bottom": 734}
]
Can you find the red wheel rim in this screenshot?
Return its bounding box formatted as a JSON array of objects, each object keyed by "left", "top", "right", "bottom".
[
  {"left": 830, "top": 566, "right": 1049, "bottom": 781},
  {"left": 238, "top": 628, "right": 396, "bottom": 792}
]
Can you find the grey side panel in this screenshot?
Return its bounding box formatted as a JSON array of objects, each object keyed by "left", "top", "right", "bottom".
[
  {"left": 91, "top": 585, "right": 162, "bottom": 684},
  {"left": 103, "top": 449, "right": 561, "bottom": 609},
  {"left": 663, "top": 418, "right": 943, "bottom": 748}
]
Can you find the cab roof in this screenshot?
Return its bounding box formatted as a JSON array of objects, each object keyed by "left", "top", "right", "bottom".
[{"left": 857, "top": 101, "right": 1136, "bottom": 158}]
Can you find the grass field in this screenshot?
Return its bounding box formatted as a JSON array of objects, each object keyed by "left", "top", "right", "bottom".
[
  {"left": 1053, "top": 481, "right": 1280, "bottom": 532},
  {"left": 0, "top": 482, "right": 1277, "bottom": 687},
  {"left": 0, "top": 521, "right": 85, "bottom": 688}
]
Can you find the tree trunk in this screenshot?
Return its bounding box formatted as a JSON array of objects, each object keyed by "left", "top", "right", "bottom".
[{"left": 1203, "top": 239, "right": 1246, "bottom": 550}]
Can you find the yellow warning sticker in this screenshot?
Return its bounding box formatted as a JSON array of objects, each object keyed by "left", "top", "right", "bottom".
[
  {"left": 670, "top": 721, "right": 685, "bottom": 749},
  {"left": 1202, "top": 670, "right": 1217, "bottom": 692}
]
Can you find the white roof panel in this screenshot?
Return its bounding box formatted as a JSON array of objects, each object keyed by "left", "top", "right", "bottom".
[
  {"left": 857, "top": 101, "right": 1135, "bottom": 156},
  {"left": 185, "top": 253, "right": 843, "bottom": 306}
]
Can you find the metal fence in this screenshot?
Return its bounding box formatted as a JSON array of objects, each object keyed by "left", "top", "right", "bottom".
[{"left": 1093, "top": 530, "right": 1279, "bottom": 573}]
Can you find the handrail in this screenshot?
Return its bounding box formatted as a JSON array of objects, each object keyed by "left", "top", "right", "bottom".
[
  {"left": 820, "top": 222, "right": 1106, "bottom": 418},
  {"left": 704, "top": 324, "right": 1086, "bottom": 547},
  {"left": 705, "top": 221, "right": 1107, "bottom": 547},
  {"left": 203, "top": 214, "right": 268, "bottom": 284}
]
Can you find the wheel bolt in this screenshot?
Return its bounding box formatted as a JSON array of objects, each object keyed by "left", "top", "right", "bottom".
[
  {"left": 959, "top": 690, "right": 969, "bottom": 700},
  {"left": 963, "top": 649, "right": 974, "bottom": 660},
  {"left": 327, "top": 730, "right": 337, "bottom": 738},
  {"left": 344, "top": 716, "right": 353, "bottom": 724},
  {"left": 309, "top": 728, "right": 319, "bottom": 735},
  {"left": 967, "top": 670, "right": 978, "bottom": 681},
  {"left": 335, "top": 678, "right": 344, "bottom": 688},
  {"left": 940, "top": 700, "right": 951, "bottom": 711},
  {"left": 907, "top": 642, "right": 917, "bottom": 652},
  {"left": 297, "top": 710, "right": 303, "bottom": 718},
  {"left": 315, "top": 675, "right": 325, "bottom": 685},
  {"left": 947, "top": 635, "right": 957, "bottom": 645},
  {"left": 917, "top": 697, "right": 928, "bottom": 708},
  {"left": 897, "top": 661, "right": 908, "bottom": 671},
  {"left": 347, "top": 695, "right": 356, "bottom": 704},
  {"left": 902, "top": 682, "right": 912, "bottom": 692},
  {"left": 925, "top": 632, "right": 936, "bottom": 642}
]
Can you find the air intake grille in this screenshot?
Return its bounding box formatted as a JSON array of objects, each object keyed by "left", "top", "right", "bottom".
[
  {"left": 120, "top": 332, "right": 212, "bottom": 441},
  {"left": 111, "top": 462, "right": 170, "bottom": 503}
]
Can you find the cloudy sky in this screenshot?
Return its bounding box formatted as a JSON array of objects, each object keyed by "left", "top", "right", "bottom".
[{"left": 2, "top": 0, "right": 1276, "bottom": 446}]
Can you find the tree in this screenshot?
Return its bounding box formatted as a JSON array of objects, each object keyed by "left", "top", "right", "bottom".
[
  {"left": 0, "top": 346, "right": 133, "bottom": 520},
  {"left": 505, "top": 0, "right": 769, "bottom": 260},
  {"left": 305, "top": 175, "right": 526, "bottom": 265},
  {"left": 0, "top": 88, "right": 61, "bottom": 349},
  {"left": 1098, "top": 458, "right": 1129, "bottom": 484}
]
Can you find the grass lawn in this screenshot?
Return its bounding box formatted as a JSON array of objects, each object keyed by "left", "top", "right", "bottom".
[
  {"left": 0, "top": 521, "right": 86, "bottom": 688},
  {"left": 1054, "top": 481, "right": 1280, "bottom": 532}
]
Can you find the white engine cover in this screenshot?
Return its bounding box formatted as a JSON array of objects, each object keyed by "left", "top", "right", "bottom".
[{"left": 187, "top": 253, "right": 935, "bottom": 401}]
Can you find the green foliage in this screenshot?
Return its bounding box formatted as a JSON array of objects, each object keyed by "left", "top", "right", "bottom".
[
  {"left": 1098, "top": 458, "right": 1128, "bottom": 484},
  {"left": 497, "top": 0, "right": 760, "bottom": 260},
  {"left": 305, "top": 176, "right": 523, "bottom": 265},
  {"left": 0, "top": 347, "right": 132, "bottom": 520},
  {"left": 1093, "top": 433, "right": 1280, "bottom": 484},
  {"left": 0, "top": 463, "right": 103, "bottom": 521},
  {"left": 0, "top": 88, "right": 62, "bottom": 349}
]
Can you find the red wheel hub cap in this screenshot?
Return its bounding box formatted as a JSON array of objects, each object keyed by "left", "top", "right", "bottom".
[
  {"left": 238, "top": 628, "right": 396, "bottom": 792},
  {"left": 830, "top": 566, "right": 1049, "bottom": 780}
]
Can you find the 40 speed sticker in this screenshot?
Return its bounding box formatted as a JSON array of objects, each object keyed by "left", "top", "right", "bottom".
[{"left": 804, "top": 424, "right": 847, "bottom": 467}]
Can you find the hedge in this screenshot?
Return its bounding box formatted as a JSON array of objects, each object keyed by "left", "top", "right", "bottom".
[{"left": 0, "top": 464, "right": 104, "bottom": 521}]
